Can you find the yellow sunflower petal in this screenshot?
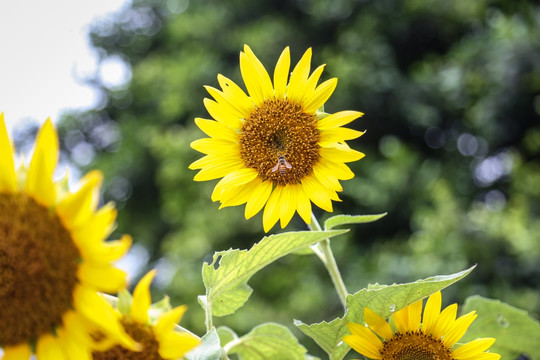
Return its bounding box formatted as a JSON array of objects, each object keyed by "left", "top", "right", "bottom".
[
  {"left": 61, "top": 311, "right": 96, "bottom": 349},
  {"left": 241, "top": 45, "right": 274, "bottom": 102},
  {"left": 74, "top": 285, "right": 139, "bottom": 351},
  {"left": 155, "top": 305, "right": 187, "bottom": 338},
  {"left": 204, "top": 86, "right": 249, "bottom": 120},
  {"left": 194, "top": 118, "right": 240, "bottom": 142},
  {"left": 364, "top": 307, "right": 393, "bottom": 340},
  {"left": 131, "top": 270, "right": 157, "bottom": 324},
  {"left": 279, "top": 184, "right": 297, "bottom": 228},
  {"left": 443, "top": 311, "right": 477, "bottom": 347},
  {"left": 203, "top": 98, "right": 244, "bottom": 130},
  {"left": 25, "top": 118, "right": 58, "bottom": 207},
  {"left": 320, "top": 144, "right": 365, "bottom": 163},
  {"left": 295, "top": 184, "right": 312, "bottom": 224},
  {"left": 191, "top": 155, "right": 245, "bottom": 182},
  {"left": 0, "top": 113, "right": 17, "bottom": 192},
  {"left": 422, "top": 291, "right": 442, "bottom": 334},
  {"left": 458, "top": 353, "right": 501, "bottom": 360},
  {"left": 394, "top": 304, "right": 410, "bottom": 334},
  {"left": 312, "top": 162, "right": 343, "bottom": 192},
  {"left": 273, "top": 46, "right": 291, "bottom": 99},
  {"left": 301, "top": 174, "right": 336, "bottom": 212},
  {"left": 2, "top": 342, "right": 32, "bottom": 360},
  {"left": 212, "top": 167, "right": 259, "bottom": 202},
  {"left": 263, "top": 186, "right": 282, "bottom": 232},
  {"left": 190, "top": 138, "right": 238, "bottom": 155},
  {"left": 84, "top": 234, "right": 132, "bottom": 264},
  {"left": 318, "top": 110, "right": 364, "bottom": 131},
  {"left": 36, "top": 334, "right": 67, "bottom": 360},
  {"left": 318, "top": 157, "right": 355, "bottom": 180},
  {"left": 245, "top": 179, "right": 273, "bottom": 219},
  {"left": 219, "top": 181, "right": 257, "bottom": 208},
  {"left": 78, "top": 262, "right": 127, "bottom": 293},
  {"left": 432, "top": 303, "right": 458, "bottom": 339},
  {"left": 344, "top": 322, "right": 383, "bottom": 359},
  {"left": 453, "top": 338, "right": 496, "bottom": 359},
  {"left": 217, "top": 74, "right": 255, "bottom": 115},
  {"left": 301, "top": 64, "right": 326, "bottom": 103},
  {"left": 158, "top": 331, "right": 201, "bottom": 359},
  {"left": 56, "top": 328, "right": 92, "bottom": 360},
  {"left": 407, "top": 299, "right": 423, "bottom": 331},
  {"left": 287, "top": 48, "right": 312, "bottom": 103},
  {"left": 304, "top": 78, "right": 338, "bottom": 113},
  {"left": 72, "top": 203, "right": 117, "bottom": 249},
  {"left": 56, "top": 170, "right": 103, "bottom": 229},
  {"left": 319, "top": 127, "right": 365, "bottom": 146}
]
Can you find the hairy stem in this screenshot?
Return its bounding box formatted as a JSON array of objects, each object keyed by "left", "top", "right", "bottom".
[{"left": 308, "top": 212, "right": 348, "bottom": 310}]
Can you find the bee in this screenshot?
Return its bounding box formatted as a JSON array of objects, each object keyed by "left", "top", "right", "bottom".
[{"left": 271, "top": 156, "right": 292, "bottom": 175}]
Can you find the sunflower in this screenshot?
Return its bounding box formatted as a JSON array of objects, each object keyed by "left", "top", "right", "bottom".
[
  {"left": 0, "top": 114, "right": 137, "bottom": 359},
  {"left": 343, "top": 291, "right": 500, "bottom": 360},
  {"left": 93, "top": 270, "right": 200, "bottom": 360},
  {"left": 189, "top": 45, "right": 365, "bottom": 232}
]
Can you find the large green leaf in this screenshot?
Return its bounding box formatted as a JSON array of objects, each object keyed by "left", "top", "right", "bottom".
[
  {"left": 225, "top": 323, "right": 307, "bottom": 360},
  {"left": 185, "top": 328, "right": 222, "bottom": 360},
  {"left": 201, "top": 229, "right": 348, "bottom": 317},
  {"left": 324, "top": 213, "right": 387, "bottom": 230},
  {"left": 462, "top": 296, "right": 540, "bottom": 360},
  {"left": 295, "top": 266, "right": 475, "bottom": 360}
]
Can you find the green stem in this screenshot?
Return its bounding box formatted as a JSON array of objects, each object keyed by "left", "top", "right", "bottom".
[
  {"left": 308, "top": 212, "right": 348, "bottom": 310},
  {"left": 205, "top": 294, "right": 214, "bottom": 332}
]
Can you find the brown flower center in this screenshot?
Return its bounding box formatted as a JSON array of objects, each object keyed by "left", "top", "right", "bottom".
[
  {"left": 381, "top": 330, "right": 454, "bottom": 360},
  {"left": 0, "top": 193, "right": 80, "bottom": 346},
  {"left": 239, "top": 99, "right": 320, "bottom": 185},
  {"left": 93, "top": 318, "right": 163, "bottom": 360}
]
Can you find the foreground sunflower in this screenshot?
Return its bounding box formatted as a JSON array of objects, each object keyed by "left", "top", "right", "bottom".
[
  {"left": 93, "top": 270, "right": 200, "bottom": 360},
  {"left": 189, "top": 45, "right": 365, "bottom": 231},
  {"left": 0, "top": 114, "right": 137, "bottom": 359},
  {"left": 343, "top": 291, "right": 500, "bottom": 360}
]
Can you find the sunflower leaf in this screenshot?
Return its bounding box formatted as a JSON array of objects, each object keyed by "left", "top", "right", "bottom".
[
  {"left": 324, "top": 213, "right": 387, "bottom": 230},
  {"left": 185, "top": 328, "right": 222, "bottom": 360},
  {"left": 295, "top": 266, "right": 475, "bottom": 360},
  {"left": 226, "top": 323, "right": 307, "bottom": 360},
  {"left": 461, "top": 296, "right": 540, "bottom": 360},
  {"left": 201, "top": 229, "right": 348, "bottom": 317}
]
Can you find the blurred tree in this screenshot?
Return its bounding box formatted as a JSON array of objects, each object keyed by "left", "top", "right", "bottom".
[{"left": 59, "top": 0, "right": 540, "bottom": 357}]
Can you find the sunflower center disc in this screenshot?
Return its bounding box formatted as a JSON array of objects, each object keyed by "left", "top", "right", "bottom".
[
  {"left": 381, "top": 331, "right": 454, "bottom": 360},
  {"left": 0, "top": 193, "right": 80, "bottom": 345},
  {"left": 93, "top": 319, "right": 163, "bottom": 360},
  {"left": 240, "top": 99, "right": 320, "bottom": 185}
]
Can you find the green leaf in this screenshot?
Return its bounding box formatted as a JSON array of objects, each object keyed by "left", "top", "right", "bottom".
[
  {"left": 462, "top": 296, "right": 540, "bottom": 360},
  {"left": 324, "top": 213, "right": 387, "bottom": 230},
  {"left": 116, "top": 289, "right": 132, "bottom": 316},
  {"left": 225, "top": 323, "right": 307, "bottom": 360},
  {"left": 217, "top": 326, "right": 238, "bottom": 346},
  {"left": 201, "top": 229, "right": 348, "bottom": 317},
  {"left": 185, "top": 328, "right": 222, "bottom": 360},
  {"left": 295, "top": 266, "right": 475, "bottom": 360}
]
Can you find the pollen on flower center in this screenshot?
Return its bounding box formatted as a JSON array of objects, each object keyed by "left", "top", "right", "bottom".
[
  {"left": 239, "top": 98, "right": 320, "bottom": 185},
  {"left": 93, "top": 318, "right": 163, "bottom": 360},
  {"left": 0, "top": 193, "right": 80, "bottom": 346},
  {"left": 381, "top": 330, "right": 453, "bottom": 360}
]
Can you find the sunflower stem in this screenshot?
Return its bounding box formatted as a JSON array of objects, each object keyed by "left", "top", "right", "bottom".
[
  {"left": 308, "top": 212, "right": 348, "bottom": 310},
  {"left": 205, "top": 294, "right": 213, "bottom": 332}
]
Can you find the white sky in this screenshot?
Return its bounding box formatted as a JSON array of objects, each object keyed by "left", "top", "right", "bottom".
[{"left": 0, "top": 0, "right": 130, "bottom": 132}]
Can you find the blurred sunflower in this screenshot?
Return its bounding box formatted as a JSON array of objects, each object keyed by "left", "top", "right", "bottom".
[
  {"left": 343, "top": 291, "right": 500, "bottom": 360},
  {"left": 189, "top": 45, "right": 365, "bottom": 232},
  {"left": 93, "top": 270, "right": 200, "bottom": 360},
  {"left": 0, "top": 114, "right": 137, "bottom": 359}
]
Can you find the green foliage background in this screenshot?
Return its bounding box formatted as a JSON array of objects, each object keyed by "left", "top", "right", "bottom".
[{"left": 51, "top": 0, "right": 540, "bottom": 357}]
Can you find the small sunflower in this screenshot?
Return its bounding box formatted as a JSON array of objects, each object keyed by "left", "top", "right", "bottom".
[
  {"left": 0, "top": 114, "right": 137, "bottom": 359},
  {"left": 189, "top": 45, "right": 365, "bottom": 232},
  {"left": 93, "top": 270, "right": 200, "bottom": 360},
  {"left": 343, "top": 291, "right": 500, "bottom": 360}
]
